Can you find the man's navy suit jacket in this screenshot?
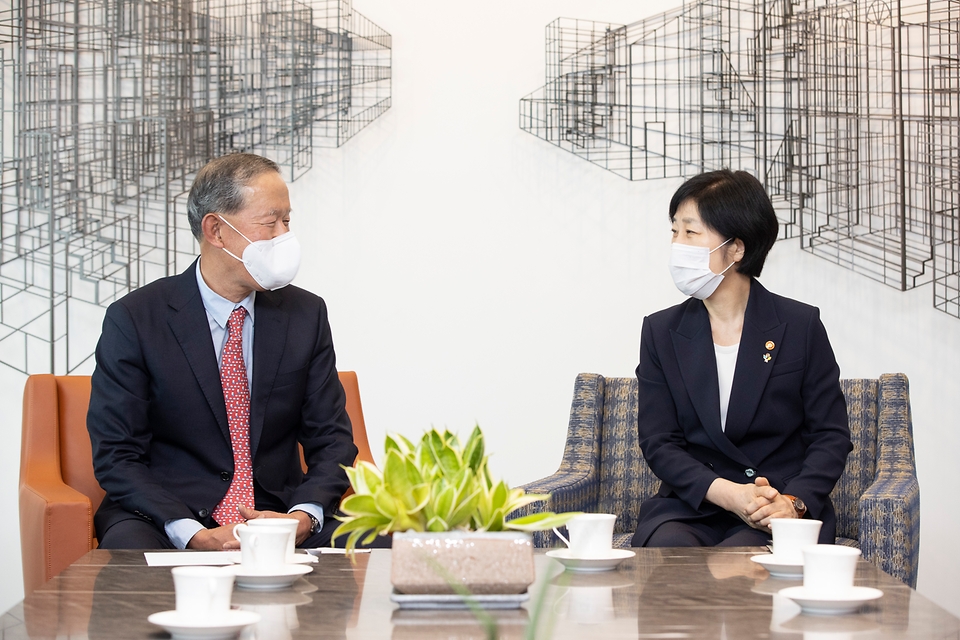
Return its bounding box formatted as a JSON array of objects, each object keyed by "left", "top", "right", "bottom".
[
  {"left": 634, "top": 279, "right": 852, "bottom": 546},
  {"left": 87, "top": 259, "right": 357, "bottom": 537}
]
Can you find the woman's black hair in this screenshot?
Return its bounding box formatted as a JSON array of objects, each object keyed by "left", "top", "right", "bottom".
[{"left": 669, "top": 169, "right": 780, "bottom": 278}]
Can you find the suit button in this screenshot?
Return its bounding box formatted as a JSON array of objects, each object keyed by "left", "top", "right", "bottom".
[
  {"left": 220, "top": 472, "right": 231, "bottom": 481},
  {"left": 744, "top": 468, "right": 756, "bottom": 478},
  {"left": 198, "top": 509, "right": 209, "bottom": 518}
]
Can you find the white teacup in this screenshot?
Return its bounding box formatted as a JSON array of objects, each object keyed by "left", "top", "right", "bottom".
[
  {"left": 235, "top": 518, "right": 299, "bottom": 561},
  {"left": 171, "top": 566, "right": 235, "bottom": 618},
  {"left": 553, "top": 513, "right": 617, "bottom": 559},
  {"left": 235, "top": 525, "right": 291, "bottom": 570},
  {"left": 803, "top": 545, "right": 861, "bottom": 595},
  {"left": 770, "top": 518, "right": 822, "bottom": 564}
]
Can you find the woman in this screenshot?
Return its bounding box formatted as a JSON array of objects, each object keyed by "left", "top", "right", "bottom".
[{"left": 632, "top": 170, "right": 852, "bottom": 548}]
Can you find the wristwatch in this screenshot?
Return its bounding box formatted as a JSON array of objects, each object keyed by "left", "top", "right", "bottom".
[
  {"left": 295, "top": 510, "right": 321, "bottom": 535},
  {"left": 783, "top": 494, "right": 807, "bottom": 518}
]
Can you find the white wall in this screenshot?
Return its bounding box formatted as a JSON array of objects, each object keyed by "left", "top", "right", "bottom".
[{"left": 1, "top": 0, "right": 958, "bottom": 619}]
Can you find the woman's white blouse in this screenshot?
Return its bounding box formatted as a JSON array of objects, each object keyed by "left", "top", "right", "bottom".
[{"left": 715, "top": 342, "right": 740, "bottom": 431}]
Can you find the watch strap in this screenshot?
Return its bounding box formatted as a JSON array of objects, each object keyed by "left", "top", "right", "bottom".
[{"left": 782, "top": 494, "right": 807, "bottom": 518}]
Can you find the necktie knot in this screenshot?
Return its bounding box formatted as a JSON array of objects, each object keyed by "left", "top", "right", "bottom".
[{"left": 227, "top": 307, "right": 246, "bottom": 337}]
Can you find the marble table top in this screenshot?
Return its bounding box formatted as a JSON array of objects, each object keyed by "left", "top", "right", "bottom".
[{"left": 2, "top": 546, "right": 957, "bottom": 639}]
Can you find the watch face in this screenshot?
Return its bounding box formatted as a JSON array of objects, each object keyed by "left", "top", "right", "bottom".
[{"left": 794, "top": 497, "right": 806, "bottom": 511}]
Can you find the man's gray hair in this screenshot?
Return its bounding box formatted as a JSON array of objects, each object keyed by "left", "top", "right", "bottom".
[{"left": 187, "top": 153, "right": 281, "bottom": 240}]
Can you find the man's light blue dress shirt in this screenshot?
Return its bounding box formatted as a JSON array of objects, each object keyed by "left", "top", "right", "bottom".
[{"left": 162, "top": 261, "right": 323, "bottom": 548}]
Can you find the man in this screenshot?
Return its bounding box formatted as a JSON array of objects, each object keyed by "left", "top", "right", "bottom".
[{"left": 87, "top": 153, "right": 355, "bottom": 549}]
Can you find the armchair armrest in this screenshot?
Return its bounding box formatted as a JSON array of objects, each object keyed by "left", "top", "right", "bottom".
[
  {"left": 858, "top": 472, "right": 920, "bottom": 588},
  {"left": 516, "top": 468, "right": 600, "bottom": 548},
  {"left": 20, "top": 477, "right": 94, "bottom": 594},
  {"left": 520, "top": 468, "right": 600, "bottom": 515},
  {"left": 511, "top": 372, "right": 605, "bottom": 548}
]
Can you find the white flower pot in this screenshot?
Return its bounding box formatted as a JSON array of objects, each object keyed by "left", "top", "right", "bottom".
[{"left": 391, "top": 530, "right": 535, "bottom": 595}]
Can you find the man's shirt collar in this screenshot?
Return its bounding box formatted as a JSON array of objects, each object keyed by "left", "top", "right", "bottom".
[{"left": 195, "top": 259, "right": 256, "bottom": 328}]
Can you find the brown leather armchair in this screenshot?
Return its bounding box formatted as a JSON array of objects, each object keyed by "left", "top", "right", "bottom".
[{"left": 19, "top": 370, "right": 376, "bottom": 594}]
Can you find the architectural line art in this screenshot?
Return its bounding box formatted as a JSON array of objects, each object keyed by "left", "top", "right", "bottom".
[
  {"left": 0, "top": 0, "right": 391, "bottom": 375},
  {"left": 520, "top": 0, "right": 960, "bottom": 318}
]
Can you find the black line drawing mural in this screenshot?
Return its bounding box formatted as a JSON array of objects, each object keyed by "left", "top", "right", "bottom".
[
  {"left": 0, "top": 0, "right": 391, "bottom": 375},
  {"left": 520, "top": 0, "right": 960, "bottom": 318}
]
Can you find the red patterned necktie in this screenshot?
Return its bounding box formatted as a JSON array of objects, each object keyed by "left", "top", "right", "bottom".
[{"left": 213, "top": 307, "right": 254, "bottom": 525}]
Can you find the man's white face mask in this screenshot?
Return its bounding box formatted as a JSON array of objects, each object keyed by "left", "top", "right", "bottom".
[
  {"left": 217, "top": 215, "right": 301, "bottom": 291},
  {"left": 668, "top": 238, "right": 734, "bottom": 300}
]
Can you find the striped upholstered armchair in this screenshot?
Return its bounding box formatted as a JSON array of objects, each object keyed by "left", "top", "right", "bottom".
[{"left": 518, "top": 373, "right": 920, "bottom": 587}]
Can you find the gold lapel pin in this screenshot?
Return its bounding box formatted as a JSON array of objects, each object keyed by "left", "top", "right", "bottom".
[
  {"left": 763, "top": 353, "right": 772, "bottom": 363},
  {"left": 765, "top": 340, "right": 775, "bottom": 351}
]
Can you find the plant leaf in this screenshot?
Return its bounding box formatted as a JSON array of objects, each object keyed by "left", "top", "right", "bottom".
[
  {"left": 502, "top": 492, "right": 550, "bottom": 518},
  {"left": 346, "top": 461, "right": 382, "bottom": 496},
  {"left": 343, "top": 465, "right": 362, "bottom": 493},
  {"left": 491, "top": 480, "right": 509, "bottom": 511},
  {"left": 383, "top": 449, "right": 415, "bottom": 499},
  {"left": 360, "top": 528, "right": 382, "bottom": 546},
  {"left": 374, "top": 488, "right": 400, "bottom": 518},
  {"left": 426, "top": 515, "right": 449, "bottom": 532},
  {"left": 418, "top": 433, "right": 440, "bottom": 474},
  {"left": 331, "top": 514, "right": 391, "bottom": 551},
  {"left": 447, "top": 486, "right": 481, "bottom": 528},
  {"left": 395, "top": 433, "right": 416, "bottom": 451},
  {"left": 463, "top": 424, "right": 485, "bottom": 472},
  {"left": 384, "top": 434, "right": 402, "bottom": 454},
  {"left": 433, "top": 484, "right": 456, "bottom": 522},
  {"left": 476, "top": 506, "right": 506, "bottom": 532},
  {"left": 389, "top": 510, "right": 423, "bottom": 533},
  {"left": 339, "top": 494, "right": 379, "bottom": 518},
  {"left": 411, "top": 483, "right": 432, "bottom": 513},
  {"left": 504, "top": 511, "right": 583, "bottom": 531},
  {"left": 429, "top": 430, "right": 462, "bottom": 476},
  {"left": 403, "top": 456, "right": 425, "bottom": 488}
]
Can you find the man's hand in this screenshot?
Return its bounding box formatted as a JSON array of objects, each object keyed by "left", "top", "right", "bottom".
[
  {"left": 746, "top": 477, "right": 799, "bottom": 527},
  {"left": 706, "top": 477, "right": 780, "bottom": 531},
  {"left": 187, "top": 505, "right": 312, "bottom": 550},
  {"left": 185, "top": 525, "right": 240, "bottom": 550},
  {"left": 237, "top": 504, "right": 313, "bottom": 545}
]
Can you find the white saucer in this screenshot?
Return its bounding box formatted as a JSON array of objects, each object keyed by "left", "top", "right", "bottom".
[
  {"left": 545, "top": 549, "right": 635, "bottom": 572},
  {"left": 751, "top": 554, "right": 804, "bottom": 579},
  {"left": 148, "top": 609, "right": 260, "bottom": 639},
  {"left": 778, "top": 586, "right": 883, "bottom": 615},
  {"left": 228, "top": 563, "right": 313, "bottom": 590}
]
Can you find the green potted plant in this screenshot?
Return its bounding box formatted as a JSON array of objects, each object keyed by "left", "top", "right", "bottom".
[{"left": 333, "top": 426, "right": 578, "bottom": 595}]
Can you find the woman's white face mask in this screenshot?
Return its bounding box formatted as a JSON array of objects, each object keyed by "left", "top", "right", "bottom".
[
  {"left": 668, "top": 238, "right": 734, "bottom": 300},
  {"left": 217, "top": 215, "right": 301, "bottom": 291}
]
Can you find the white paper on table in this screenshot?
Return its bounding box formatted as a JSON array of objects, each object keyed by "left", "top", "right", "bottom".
[
  {"left": 306, "top": 548, "right": 372, "bottom": 555},
  {"left": 144, "top": 551, "right": 241, "bottom": 566}
]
